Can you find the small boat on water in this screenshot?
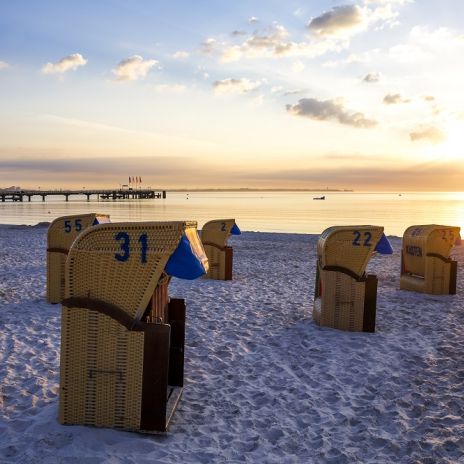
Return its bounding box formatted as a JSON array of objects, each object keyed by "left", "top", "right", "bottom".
[{"left": 313, "top": 195, "right": 325, "bottom": 200}]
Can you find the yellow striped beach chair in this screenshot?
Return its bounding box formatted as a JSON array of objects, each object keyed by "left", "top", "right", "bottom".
[
  {"left": 201, "top": 219, "right": 241, "bottom": 280},
  {"left": 59, "top": 221, "right": 208, "bottom": 433},
  {"left": 47, "top": 213, "right": 110, "bottom": 303},
  {"left": 400, "top": 224, "right": 460, "bottom": 294},
  {"left": 313, "top": 225, "right": 393, "bottom": 332}
]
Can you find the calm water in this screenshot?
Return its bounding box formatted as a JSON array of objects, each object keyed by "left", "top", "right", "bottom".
[{"left": 1, "top": 191, "right": 463, "bottom": 237}]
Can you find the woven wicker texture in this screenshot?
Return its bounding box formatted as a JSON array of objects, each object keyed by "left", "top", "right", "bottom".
[
  {"left": 59, "top": 307, "right": 144, "bottom": 429},
  {"left": 400, "top": 224, "right": 460, "bottom": 294},
  {"left": 60, "top": 221, "right": 197, "bottom": 431},
  {"left": 203, "top": 245, "right": 224, "bottom": 279},
  {"left": 317, "top": 225, "right": 384, "bottom": 278},
  {"left": 65, "top": 221, "right": 195, "bottom": 321},
  {"left": 201, "top": 219, "right": 236, "bottom": 247},
  {"left": 318, "top": 269, "right": 366, "bottom": 331},
  {"left": 47, "top": 213, "right": 110, "bottom": 303},
  {"left": 201, "top": 219, "right": 236, "bottom": 280}
]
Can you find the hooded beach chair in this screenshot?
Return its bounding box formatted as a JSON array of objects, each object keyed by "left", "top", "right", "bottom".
[
  {"left": 313, "top": 225, "right": 393, "bottom": 332},
  {"left": 400, "top": 224, "right": 460, "bottom": 294},
  {"left": 47, "top": 213, "right": 110, "bottom": 304},
  {"left": 201, "top": 219, "right": 241, "bottom": 280},
  {"left": 59, "top": 221, "right": 208, "bottom": 433}
]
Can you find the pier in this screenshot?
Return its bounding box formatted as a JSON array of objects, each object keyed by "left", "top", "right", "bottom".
[{"left": 0, "top": 188, "right": 167, "bottom": 202}]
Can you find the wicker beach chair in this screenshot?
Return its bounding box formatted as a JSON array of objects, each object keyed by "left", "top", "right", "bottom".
[
  {"left": 47, "top": 213, "right": 110, "bottom": 304},
  {"left": 313, "top": 225, "right": 392, "bottom": 332},
  {"left": 59, "top": 221, "right": 208, "bottom": 433},
  {"left": 201, "top": 219, "right": 241, "bottom": 280},
  {"left": 400, "top": 224, "right": 460, "bottom": 294}
]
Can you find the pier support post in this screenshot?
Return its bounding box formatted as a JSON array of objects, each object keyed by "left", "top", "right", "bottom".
[
  {"left": 86, "top": 194, "right": 91, "bottom": 201},
  {"left": 42, "top": 195, "right": 45, "bottom": 202},
  {"left": 162, "top": 190, "right": 166, "bottom": 199},
  {"left": 65, "top": 194, "right": 69, "bottom": 202}
]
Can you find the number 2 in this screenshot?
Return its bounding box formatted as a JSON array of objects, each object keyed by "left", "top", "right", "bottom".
[
  {"left": 352, "top": 230, "right": 372, "bottom": 247},
  {"left": 220, "top": 222, "right": 226, "bottom": 232}
]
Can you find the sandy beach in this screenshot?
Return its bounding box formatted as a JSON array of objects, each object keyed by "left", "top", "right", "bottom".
[{"left": 1, "top": 224, "right": 463, "bottom": 463}]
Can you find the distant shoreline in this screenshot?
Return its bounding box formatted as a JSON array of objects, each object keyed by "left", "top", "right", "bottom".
[{"left": 168, "top": 188, "right": 354, "bottom": 192}]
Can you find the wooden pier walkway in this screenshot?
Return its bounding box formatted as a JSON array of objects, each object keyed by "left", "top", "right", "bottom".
[{"left": 0, "top": 188, "right": 167, "bottom": 202}]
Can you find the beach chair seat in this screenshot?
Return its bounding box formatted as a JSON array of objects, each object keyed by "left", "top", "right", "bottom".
[
  {"left": 201, "top": 219, "right": 241, "bottom": 280},
  {"left": 313, "top": 225, "right": 392, "bottom": 332},
  {"left": 47, "top": 213, "right": 110, "bottom": 304},
  {"left": 400, "top": 225, "right": 460, "bottom": 294},
  {"left": 59, "top": 221, "right": 208, "bottom": 433}
]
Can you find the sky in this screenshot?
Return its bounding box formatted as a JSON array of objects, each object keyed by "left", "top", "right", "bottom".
[{"left": 0, "top": 0, "right": 463, "bottom": 190}]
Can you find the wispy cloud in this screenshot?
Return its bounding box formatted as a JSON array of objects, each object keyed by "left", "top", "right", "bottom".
[
  {"left": 41, "top": 53, "right": 87, "bottom": 74},
  {"left": 363, "top": 72, "right": 380, "bottom": 83},
  {"left": 383, "top": 93, "right": 410, "bottom": 104},
  {"left": 212, "top": 78, "right": 262, "bottom": 95},
  {"left": 0, "top": 60, "right": 9, "bottom": 69},
  {"left": 112, "top": 55, "right": 158, "bottom": 81},
  {"left": 220, "top": 23, "right": 346, "bottom": 62},
  {"left": 410, "top": 126, "right": 445, "bottom": 143},
  {"left": 248, "top": 16, "right": 259, "bottom": 24},
  {"left": 172, "top": 51, "right": 189, "bottom": 59},
  {"left": 201, "top": 38, "right": 218, "bottom": 54},
  {"left": 286, "top": 98, "right": 377, "bottom": 128}
]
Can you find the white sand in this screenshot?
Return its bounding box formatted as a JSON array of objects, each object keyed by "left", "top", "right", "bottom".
[{"left": 0, "top": 224, "right": 463, "bottom": 463}]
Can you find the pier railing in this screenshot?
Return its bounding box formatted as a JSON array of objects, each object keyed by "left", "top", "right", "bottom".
[{"left": 0, "top": 188, "right": 167, "bottom": 202}]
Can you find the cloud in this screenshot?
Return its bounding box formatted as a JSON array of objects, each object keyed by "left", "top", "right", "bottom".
[
  {"left": 201, "top": 38, "right": 218, "bottom": 54},
  {"left": 283, "top": 89, "right": 307, "bottom": 96},
  {"left": 0, "top": 60, "right": 9, "bottom": 69},
  {"left": 173, "top": 51, "right": 189, "bottom": 59},
  {"left": 383, "top": 93, "right": 410, "bottom": 104},
  {"left": 363, "top": 72, "right": 380, "bottom": 82},
  {"left": 212, "top": 78, "right": 261, "bottom": 95},
  {"left": 286, "top": 97, "right": 377, "bottom": 128},
  {"left": 410, "top": 126, "right": 445, "bottom": 144},
  {"left": 307, "top": 5, "right": 367, "bottom": 37},
  {"left": 220, "top": 23, "right": 347, "bottom": 62},
  {"left": 112, "top": 55, "right": 158, "bottom": 81},
  {"left": 422, "top": 95, "right": 435, "bottom": 102},
  {"left": 231, "top": 30, "right": 247, "bottom": 37},
  {"left": 248, "top": 16, "right": 259, "bottom": 23},
  {"left": 41, "top": 53, "right": 87, "bottom": 74}
]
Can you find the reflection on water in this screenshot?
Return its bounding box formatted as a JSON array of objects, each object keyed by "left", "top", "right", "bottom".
[{"left": 1, "top": 191, "right": 463, "bottom": 237}]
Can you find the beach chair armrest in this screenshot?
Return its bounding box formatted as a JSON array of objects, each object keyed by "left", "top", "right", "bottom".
[
  {"left": 321, "top": 265, "right": 367, "bottom": 281},
  {"left": 62, "top": 297, "right": 147, "bottom": 331}
]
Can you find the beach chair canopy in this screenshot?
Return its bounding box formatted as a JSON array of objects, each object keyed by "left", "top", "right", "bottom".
[
  {"left": 402, "top": 224, "right": 460, "bottom": 277},
  {"left": 48, "top": 213, "right": 110, "bottom": 253},
  {"left": 65, "top": 221, "right": 208, "bottom": 322},
  {"left": 317, "top": 225, "right": 390, "bottom": 278},
  {"left": 47, "top": 213, "right": 110, "bottom": 304},
  {"left": 201, "top": 219, "right": 241, "bottom": 248}
]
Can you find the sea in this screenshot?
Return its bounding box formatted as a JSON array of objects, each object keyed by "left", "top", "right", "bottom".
[{"left": 1, "top": 191, "right": 463, "bottom": 237}]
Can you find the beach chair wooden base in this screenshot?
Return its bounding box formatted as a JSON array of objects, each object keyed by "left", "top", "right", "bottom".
[
  {"left": 400, "top": 255, "right": 457, "bottom": 295},
  {"left": 313, "top": 266, "right": 377, "bottom": 332},
  {"left": 59, "top": 297, "right": 186, "bottom": 433},
  {"left": 203, "top": 244, "right": 233, "bottom": 280}
]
